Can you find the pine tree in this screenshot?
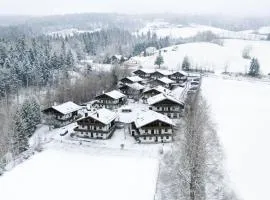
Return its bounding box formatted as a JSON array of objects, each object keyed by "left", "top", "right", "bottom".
[
  {"left": 267, "top": 34, "right": 270, "bottom": 41},
  {"left": 155, "top": 50, "right": 164, "bottom": 68},
  {"left": 66, "top": 50, "right": 75, "bottom": 69},
  {"left": 30, "top": 97, "right": 41, "bottom": 127},
  {"left": 12, "top": 106, "right": 28, "bottom": 154},
  {"left": 248, "top": 58, "right": 260, "bottom": 77},
  {"left": 182, "top": 56, "right": 191, "bottom": 71}
]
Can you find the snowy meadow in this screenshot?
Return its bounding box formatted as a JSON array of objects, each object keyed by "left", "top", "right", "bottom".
[{"left": 202, "top": 77, "right": 270, "bottom": 200}]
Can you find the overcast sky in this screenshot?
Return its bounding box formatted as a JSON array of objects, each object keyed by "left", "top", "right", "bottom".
[{"left": 0, "top": 0, "right": 270, "bottom": 16}]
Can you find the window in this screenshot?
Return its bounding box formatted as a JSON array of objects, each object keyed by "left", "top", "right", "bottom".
[
  {"left": 144, "top": 137, "right": 146, "bottom": 140},
  {"left": 145, "top": 129, "right": 148, "bottom": 133},
  {"left": 157, "top": 107, "right": 160, "bottom": 110},
  {"left": 149, "top": 137, "right": 152, "bottom": 140},
  {"left": 161, "top": 136, "right": 163, "bottom": 139},
  {"left": 165, "top": 129, "right": 168, "bottom": 132},
  {"left": 151, "top": 130, "right": 154, "bottom": 134},
  {"left": 166, "top": 136, "right": 169, "bottom": 139}
]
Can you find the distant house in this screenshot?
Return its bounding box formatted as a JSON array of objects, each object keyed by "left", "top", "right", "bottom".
[
  {"left": 150, "top": 70, "right": 173, "bottom": 79},
  {"left": 145, "top": 47, "right": 157, "bottom": 56},
  {"left": 119, "top": 83, "right": 144, "bottom": 99},
  {"left": 111, "top": 55, "right": 127, "bottom": 64},
  {"left": 133, "top": 69, "right": 155, "bottom": 79},
  {"left": 169, "top": 71, "right": 188, "bottom": 83},
  {"left": 43, "top": 101, "right": 81, "bottom": 123},
  {"left": 95, "top": 90, "right": 127, "bottom": 109},
  {"left": 74, "top": 108, "right": 117, "bottom": 139},
  {"left": 148, "top": 93, "right": 184, "bottom": 119},
  {"left": 130, "top": 110, "right": 175, "bottom": 143},
  {"left": 120, "top": 76, "right": 144, "bottom": 85},
  {"left": 141, "top": 86, "right": 171, "bottom": 103},
  {"left": 149, "top": 77, "right": 175, "bottom": 89}
]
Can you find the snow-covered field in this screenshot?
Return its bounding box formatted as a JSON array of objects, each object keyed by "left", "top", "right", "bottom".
[
  {"left": 132, "top": 39, "right": 270, "bottom": 74},
  {"left": 0, "top": 147, "right": 159, "bottom": 200},
  {"left": 202, "top": 76, "right": 270, "bottom": 200},
  {"left": 137, "top": 22, "right": 266, "bottom": 40}
]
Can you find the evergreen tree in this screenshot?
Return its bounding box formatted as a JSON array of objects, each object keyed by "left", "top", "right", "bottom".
[
  {"left": 154, "top": 50, "right": 164, "bottom": 68},
  {"left": 182, "top": 56, "right": 191, "bottom": 71},
  {"left": 12, "top": 106, "right": 28, "bottom": 154},
  {"left": 267, "top": 34, "right": 270, "bottom": 41},
  {"left": 248, "top": 58, "right": 260, "bottom": 77},
  {"left": 66, "top": 50, "right": 75, "bottom": 69}
]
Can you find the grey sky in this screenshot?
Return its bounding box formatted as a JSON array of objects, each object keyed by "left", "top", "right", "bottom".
[{"left": 0, "top": 0, "right": 270, "bottom": 16}]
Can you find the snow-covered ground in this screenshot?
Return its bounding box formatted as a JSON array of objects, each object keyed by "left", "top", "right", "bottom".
[
  {"left": 0, "top": 148, "right": 158, "bottom": 200},
  {"left": 137, "top": 22, "right": 266, "bottom": 40},
  {"left": 132, "top": 39, "right": 270, "bottom": 74},
  {"left": 202, "top": 76, "right": 270, "bottom": 200}
]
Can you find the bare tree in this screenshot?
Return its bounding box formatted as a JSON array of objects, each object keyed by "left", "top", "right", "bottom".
[{"left": 156, "top": 93, "right": 239, "bottom": 200}]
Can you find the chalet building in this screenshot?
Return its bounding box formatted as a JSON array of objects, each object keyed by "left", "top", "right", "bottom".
[
  {"left": 141, "top": 86, "right": 171, "bottom": 103},
  {"left": 43, "top": 101, "right": 81, "bottom": 123},
  {"left": 133, "top": 69, "right": 155, "bottom": 79},
  {"left": 119, "top": 83, "right": 144, "bottom": 99},
  {"left": 110, "top": 55, "right": 127, "bottom": 64},
  {"left": 150, "top": 69, "right": 173, "bottom": 79},
  {"left": 169, "top": 71, "right": 188, "bottom": 83},
  {"left": 149, "top": 77, "right": 175, "bottom": 89},
  {"left": 95, "top": 90, "right": 127, "bottom": 109},
  {"left": 119, "top": 76, "right": 144, "bottom": 85},
  {"left": 74, "top": 108, "right": 117, "bottom": 139},
  {"left": 130, "top": 110, "right": 175, "bottom": 143},
  {"left": 148, "top": 93, "right": 184, "bottom": 119}
]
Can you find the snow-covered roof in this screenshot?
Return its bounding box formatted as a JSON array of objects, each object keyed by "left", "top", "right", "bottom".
[
  {"left": 156, "top": 69, "right": 174, "bottom": 76},
  {"left": 88, "top": 108, "right": 117, "bottom": 125},
  {"left": 134, "top": 110, "right": 175, "bottom": 128},
  {"left": 147, "top": 93, "right": 184, "bottom": 106},
  {"left": 126, "top": 83, "right": 145, "bottom": 91},
  {"left": 133, "top": 68, "right": 155, "bottom": 74},
  {"left": 52, "top": 101, "right": 81, "bottom": 115},
  {"left": 172, "top": 70, "right": 188, "bottom": 76},
  {"left": 112, "top": 54, "right": 123, "bottom": 60},
  {"left": 171, "top": 86, "right": 186, "bottom": 101},
  {"left": 97, "top": 90, "right": 126, "bottom": 100},
  {"left": 158, "top": 77, "right": 175, "bottom": 84},
  {"left": 143, "top": 86, "right": 171, "bottom": 94},
  {"left": 124, "top": 76, "right": 144, "bottom": 83}
]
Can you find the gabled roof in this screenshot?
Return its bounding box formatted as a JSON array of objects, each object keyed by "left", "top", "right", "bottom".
[
  {"left": 143, "top": 86, "right": 171, "bottom": 94},
  {"left": 147, "top": 93, "right": 184, "bottom": 106},
  {"left": 158, "top": 77, "right": 175, "bottom": 84},
  {"left": 96, "top": 90, "right": 126, "bottom": 100},
  {"left": 83, "top": 108, "right": 117, "bottom": 125},
  {"left": 125, "top": 83, "right": 145, "bottom": 91},
  {"left": 134, "top": 110, "right": 175, "bottom": 128},
  {"left": 122, "top": 76, "right": 144, "bottom": 83},
  {"left": 133, "top": 68, "right": 155, "bottom": 74},
  {"left": 171, "top": 71, "right": 188, "bottom": 76},
  {"left": 155, "top": 69, "right": 174, "bottom": 76},
  {"left": 171, "top": 86, "right": 186, "bottom": 101},
  {"left": 50, "top": 101, "right": 81, "bottom": 115}
]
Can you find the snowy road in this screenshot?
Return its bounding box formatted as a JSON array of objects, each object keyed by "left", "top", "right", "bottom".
[{"left": 202, "top": 77, "right": 270, "bottom": 200}]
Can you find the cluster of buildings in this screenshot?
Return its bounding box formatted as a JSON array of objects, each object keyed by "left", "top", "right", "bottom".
[{"left": 43, "top": 68, "right": 201, "bottom": 144}]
